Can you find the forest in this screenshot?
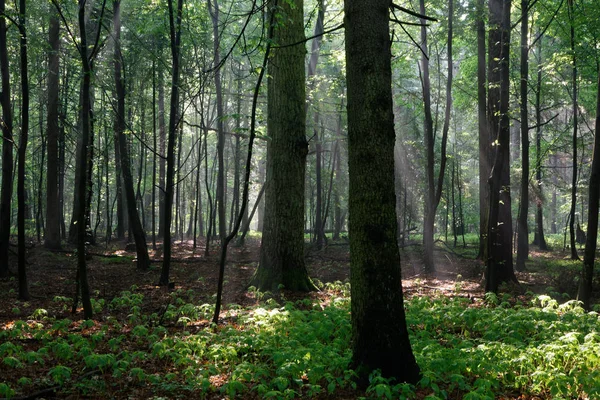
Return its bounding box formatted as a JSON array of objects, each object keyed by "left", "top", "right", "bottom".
[{"left": 1, "top": 0, "right": 600, "bottom": 398}]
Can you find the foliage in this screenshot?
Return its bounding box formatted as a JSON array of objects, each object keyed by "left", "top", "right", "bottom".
[{"left": 1, "top": 283, "right": 600, "bottom": 398}]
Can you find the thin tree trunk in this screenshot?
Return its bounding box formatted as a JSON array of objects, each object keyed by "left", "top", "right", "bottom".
[
  {"left": 159, "top": 0, "right": 183, "bottom": 286},
  {"left": 533, "top": 34, "right": 548, "bottom": 250},
  {"left": 74, "top": 0, "right": 96, "bottom": 319},
  {"left": 17, "top": 0, "right": 30, "bottom": 300},
  {"left": 0, "top": 0, "right": 14, "bottom": 277},
  {"left": 420, "top": 0, "right": 436, "bottom": 274},
  {"left": 578, "top": 66, "right": 600, "bottom": 310},
  {"left": 114, "top": 0, "right": 150, "bottom": 269},
  {"left": 45, "top": 12, "right": 61, "bottom": 250},
  {"left": 568, "top": 0, "right": 578, "bottom": 260},
  {"left": 516, "top": 0, "right": 530, "bottom": 271}
]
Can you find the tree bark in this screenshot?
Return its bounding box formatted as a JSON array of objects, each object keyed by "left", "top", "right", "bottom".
[
  {"left": 0, "top": 0, "right": 14, "bottom": 277},
  {"left": 578, "top": 67, "right": 600, "bottom": 311},
  {"left": 485, "top": 0, "right": 518, "bottom": 293},
  {"left": 532, "top": 34, "right": 548, "bottom": 250},
  {"left": 344, "top": 0, "right": 420, "bottom": 385},
  {"left": 159, "top": 0, "right": 183, "bottom": 286},
  {"left": 113, "top": 0, "right": 150, "bottom": 270},
  {"left": 251, "top": 0, "right": 315, "bottom": 292},
  {"left": 516, "top": 0, "right": 529, "bottom": 271},
  {"left": 568, "top": 0, "right": 578, "bottom": 260},
  {"left": 74, "top": 0, "right": 95, "bottom": 319},
  {"left": 420, "top": 0, "right": 436, "bottom": 274},
  {"left": 477, "top": 0, "right": 490, "bottom": 261},
  {"left": 17, "top": 0, "right": 30, "bottom": 300},
  {"left": 45, "top": 12, "right": 61, "bottom": 250}
]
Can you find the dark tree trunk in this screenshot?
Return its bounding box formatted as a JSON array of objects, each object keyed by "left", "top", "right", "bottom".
[
  {"left": 159, "top": 0, "right": 183, "bottom": 286},
  {"left": 208, "top": 0, "right": 226, "bottom": 243},
  {"left": 0, "top": 0, "right": 14, "bottom": 277},
  {"left": 477, "top": 0, "right": 490, "bottom": 261},
  {"left": 251, "top": 0, "right": 315, "bottom": 292},
  {"left": 152, "top": 61, "right": 157, "bottom": 249},
  {"left": 420, "top": 0, "right": 436, "bottom": 274},
  {"left": 485, "top": 0, "right": 518, "bottom": 293},
  {"left": 532, "top": 34, "right": 548, "bottom": 250},
  {"left": 344, "top": 0, "right": 420, "bottom": 385},
  {"left": 578, "top": 67, "right": 600, "bottom": 311},
  {"left": 45, "top": 12, "right": 61, "bottom": 250},
  {"left": 113, "top": 0, "right": 150, "bottom": 270},
  {"left": 74, "top": 0, "right": 96, "bottom": 319},
  {"left": 568, "top": 0, "right": 578, "bottom": 260},
  {"left": 17, "top": 0, "right": 30, "bottom": 300},
  {"left": 516, "top": 0, "right": 529, "bottom": 271},
  {"left": 308, "top": 0, "right": 326, "bottom": 250},
  {"left": 157, "top": 63, "right": 167, "bottom": 239}
]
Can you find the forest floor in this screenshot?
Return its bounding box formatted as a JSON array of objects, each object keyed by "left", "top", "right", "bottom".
[{"left": 0, "top": 236, "right": 594, "bottom": 399}]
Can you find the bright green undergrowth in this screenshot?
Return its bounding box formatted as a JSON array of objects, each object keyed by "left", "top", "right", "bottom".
[{"left": 1, "top": 285, "right": 599, "bottom": 399}]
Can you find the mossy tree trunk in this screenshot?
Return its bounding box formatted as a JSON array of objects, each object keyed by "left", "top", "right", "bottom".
[
  {"left": 344, "top": 0, "right": 420, "bottom": 385},
  {"left": 485, "top": 0, "right": 518, "bottom": 293},
  {"left": 251, "top": 0, "right": 315, "bottom": 292}
]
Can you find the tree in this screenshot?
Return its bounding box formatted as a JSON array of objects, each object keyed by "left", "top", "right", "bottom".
[
  {"left": 485, "top": 0, "right": 518, "bottom": 293},
  {"left": 344, "top": 0, "right": 420, "bottom": 385},
  {"left": 17, "top": 0, "right": 30, "bottom": 300},
  {"left": 159, "top": 0, "right": 184, "bottom": 286},
  {"left": 516, "top": 0, "right": 530, "bottom": 271},
  {"left": 250, "top": 0, "right": 315, "bottom": 292},
  {"left": 477, "top": 0, "right": 489, "bottom": 261},
  {"left": 0, "top": 0, "right": 14, "bottom": 278},
  {"left": 567, "top": 0, "right": 578, "bottom": 260},
  {"left": 578, "top": 68, "right": 600, "bottom": 310},
  {"left": 45, "top": 11, "right": 61, "bottom": 250},
  {"left": 113, "top": 0, "right": 150, "bottom": 270}
]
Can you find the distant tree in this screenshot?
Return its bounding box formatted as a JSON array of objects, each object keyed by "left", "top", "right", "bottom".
[
  {"left": 344, "top": 0, "right": 420, "bottom": 385},
  {"left": 251, "top": 0, "right": 315, "bottom": 292},
  {"left": 485, "top": 0, "right": 518, "bottom": 293}
]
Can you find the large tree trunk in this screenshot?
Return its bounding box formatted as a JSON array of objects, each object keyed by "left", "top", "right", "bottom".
[
  {"left": 485, "top": 0, "right": 518, "bottom": 293},
  {"left": 45, "top": 12, "right": 61, "bottom": 250},
  {"left": 113, "top": 0, "right": 150, "bottom": 270},
  {"left": 578, "top": 67, "right": 600, "bottom": 310},
  {"left": 159, "top": 0, "right": 183, "bottom": 286},
  {"left": 17, "top": 0, "right": 30, "bottom": 300},
  {"left": 251, "top": 0, "right": 315, "bottom": 292},
  {"left": 0, "top": 0, "right": 14, "bottom": 277},
  {"left": 516, "top": 0, "right": 529, "bottom": 271},
  {"left": 477, "top": 0, "right": 490, "bottom": 261},
  {"left": 344, "top": 0, "right": 420, "bottom": 385}
]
